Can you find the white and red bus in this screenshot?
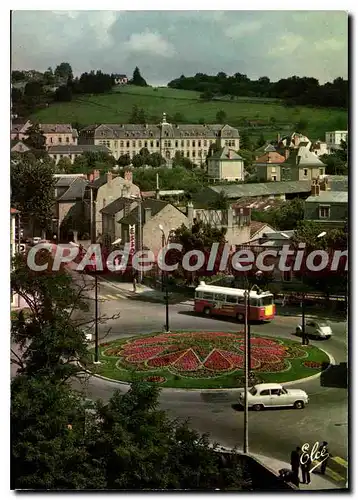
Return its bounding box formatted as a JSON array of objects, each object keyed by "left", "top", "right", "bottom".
[{"left": 194, "top": 282, "right": 276, "bottom": 322}]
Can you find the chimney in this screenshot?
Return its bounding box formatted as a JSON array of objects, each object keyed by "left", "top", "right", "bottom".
[
  {"left": 93, "top": 169, "right": 100, "bottom": 180},
  {"left": 267, "top": 154, "right": 271, "bottom": 164},
  {"left": 187, "top": 201, "right": 194, "bottom": 227},
  {"left": 284, "top": 149, "right": 290, "bottom": 160},
  {"left": 106, "top": 171, "right": 112, "bottom": 184},
  {"left": 144, "top": 207, "right": 152, "bottom": 223},
  {"left": 124, "top": 170, "right": 133, "bottom": 183},
  {"left": 277, "top": 133, "right": 280, "bottom": 143}
]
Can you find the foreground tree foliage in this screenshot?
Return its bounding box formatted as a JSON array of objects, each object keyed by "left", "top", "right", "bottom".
[
  {"left": 11, "top": 251, "right": 250, "bottom": 490},
  {"left": 11, "top": 154, "right": 55, "bottom": 235}
]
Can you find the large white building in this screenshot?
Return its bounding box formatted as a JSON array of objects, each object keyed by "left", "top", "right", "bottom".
[
  {"left": 325, "top": 130, "right": 348, "bottom": 153},
  {"left": 80, "top": 113, "right": 240, "bottom": 166}
]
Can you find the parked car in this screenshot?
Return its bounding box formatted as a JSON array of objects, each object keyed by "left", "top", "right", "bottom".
[
  {"left": 238, "top": 383, "right": 309, "bottom": 411},
  {"left": 296, "top": 320, "right": 332, "bottom": 339}
]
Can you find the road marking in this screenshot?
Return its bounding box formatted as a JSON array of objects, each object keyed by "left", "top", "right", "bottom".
[
  {"left": 115, "top": 293, "right": 127, "bottom": 300},
  {"left": 331, "top": 456, "right": 348, "bottom": 467},
  {"left": 106, "top": 294, "right": 120, "bottom": 300},
  {"left": 98, "top": 293, "right": 127, "bottom": 301}
]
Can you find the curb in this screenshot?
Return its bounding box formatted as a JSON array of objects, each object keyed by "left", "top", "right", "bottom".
[{"left": 83, "top": 336, "right": 336, "bottom": 393}]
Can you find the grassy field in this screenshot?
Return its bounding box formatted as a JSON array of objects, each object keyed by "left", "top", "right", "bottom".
[
  {"left": 88, "top": 331, "right": 330, "bottom": 389},
  {"left": 30, "top": 85, "right": 347, "bottom": 141}
]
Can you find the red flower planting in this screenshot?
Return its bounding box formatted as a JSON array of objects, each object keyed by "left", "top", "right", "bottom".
[
  {"left": 144, "top": 376, "right": 166, "bottom": 383},
  {"left": 110, "top": 332, "right": 307, "bottom": 377},
  {"left": 303, "top": 361, "right": 322, "bottom": 369}
]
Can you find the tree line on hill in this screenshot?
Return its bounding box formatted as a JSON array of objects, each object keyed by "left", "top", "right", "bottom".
[
  {"left": 168, "top": 73, "right": 348, "bottom": 108},
  {"left": 11, "top": 65, "right": 148, "bottom": 118}
]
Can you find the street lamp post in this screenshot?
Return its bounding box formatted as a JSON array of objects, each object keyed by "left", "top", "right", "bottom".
[
  {"left": 301, "top": 231, "right": 326, "bottom": 346},
  {"left": 243, "top": 272, "right": 263, "bottom": 455},
  {"left": 159, "top": 225, "right": 174, "bottom": 333}
]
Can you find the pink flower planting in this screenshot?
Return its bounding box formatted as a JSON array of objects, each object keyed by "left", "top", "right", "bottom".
[
  {"left": 172, "top": 349, "right": 201, "bottom": 371},
  {"left": 108, "top": 332, "right": 307, "bottom": 377},
  {"left": 203, "top": 350, "right": 232, "bottom": 371}
]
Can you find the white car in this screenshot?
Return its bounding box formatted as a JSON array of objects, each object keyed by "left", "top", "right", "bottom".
[
  {"left": 238, "top": 383, "right": 309, "bottom": 411},
  {"left": 296, "top": 320, "right": 332, "bottom": 339}
]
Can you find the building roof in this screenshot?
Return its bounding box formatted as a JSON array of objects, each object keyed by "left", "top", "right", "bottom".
[
  {"left": 210, "top": 146, "right": 243, "bottom": 161},
  {"left": 255, "top": 143, "right": 277, "bottom": 154},
  {"left": 305, "top": 191, "right": 348, "bottom": 203},
  {"left": 48, "top": 145, "right": 111, "bottom": 154},
  {"left": 40, "top": 123, "right": 73, "bottom": 134},
  {"left": 100, "top": 197, "right": 133, "bottom": 215},
  {"left": 119, "top": 199, "right": 169, "bottom": 225},
  {"left": 249, "top": 221, "right": 273, "bottom": 238},
  {"left": 55, "top": 176, "right": 88, "bottom": 201},
  {"left": 11, "top": 140, "right": 31, "bottom": 152},
  {"left": 296, "top": 146, "right": 325, "bottom": 166},
  {"left": 326, "top": 175, "right": 348, "bottom": 192},
  {"left": 254, "top": 151, "right": 286, "bottom": 164},
  {"left": 207, "top": 180, "right": 311, "bottom": 199},
  {"left": 86, "top": 122, "right": 239, "bottom": 140},
  {"left": 233, "top": 197, "right": 285, "bottom": 211}
]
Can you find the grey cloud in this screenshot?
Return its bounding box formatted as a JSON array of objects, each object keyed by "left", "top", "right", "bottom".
[{"left": 12, "top": 10, "right": 348, "bottom": 84}]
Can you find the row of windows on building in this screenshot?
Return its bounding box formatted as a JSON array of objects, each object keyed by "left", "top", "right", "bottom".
[
  {"left": 116, "top": 149, "right": 209, "bottom": 159},
  {"left": 48, "top": 136, "right": 76, "bottom": 144},
  {"left": 98, "top": 138, "right": 236, "bottom": 149}
]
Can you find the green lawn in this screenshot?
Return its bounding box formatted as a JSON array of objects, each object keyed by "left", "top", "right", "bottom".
[
  {"left": 30, "top": 85, "right": 347, "bottom": 141},
  {"left": 87, "top": 331, "right": 330, "bottom": 389}
]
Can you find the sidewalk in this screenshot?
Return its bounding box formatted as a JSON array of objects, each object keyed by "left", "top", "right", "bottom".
[
  {"left": 98, "top": 276, "right": 193, "bottom": 305},
  {"left": 214, "top": 446, "right": 344, "bottom": 490}
]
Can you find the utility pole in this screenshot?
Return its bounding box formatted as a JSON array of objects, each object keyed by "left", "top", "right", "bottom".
[
  {"left": 94, "top": 273, "right": 99, "bottom": 362},
  {"left": 243, "top": 289, "right": 249, "bottom": 454}
]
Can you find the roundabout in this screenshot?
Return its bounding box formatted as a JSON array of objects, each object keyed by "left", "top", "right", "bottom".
[{"left": 89, "top": 331, "right": 330, "bottom": 389}]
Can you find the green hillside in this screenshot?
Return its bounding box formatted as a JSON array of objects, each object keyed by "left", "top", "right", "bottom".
[{"left": 30, "top": 85, "right": 347, "bottom": 141}]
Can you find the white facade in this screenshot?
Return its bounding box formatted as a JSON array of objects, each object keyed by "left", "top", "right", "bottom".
[{"left": 325, "top": 131, "right": 348, "bottom": 152}]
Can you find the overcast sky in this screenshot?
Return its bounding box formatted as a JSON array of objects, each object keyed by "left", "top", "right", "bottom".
[{"left": 11, "top": 10, "right": 348, "bottom": 85}]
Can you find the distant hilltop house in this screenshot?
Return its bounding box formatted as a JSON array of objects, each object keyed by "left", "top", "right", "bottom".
[{"left": 113, "top": 74, "right": 128, "bottom": 85}]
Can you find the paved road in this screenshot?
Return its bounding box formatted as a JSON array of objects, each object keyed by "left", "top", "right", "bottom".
[{"left": 74, "top": 278, "right": 348, "bottom": 482}]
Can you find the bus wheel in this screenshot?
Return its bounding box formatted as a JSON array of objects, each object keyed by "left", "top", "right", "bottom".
[
  {"left": 203, "top": 307, "right": 211, "bottom": 316},
  {"left": 236, "top": 313, "right": 245, "bottom": 322}
]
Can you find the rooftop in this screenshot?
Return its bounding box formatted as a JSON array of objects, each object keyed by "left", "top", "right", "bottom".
[
  {"left": 305, "top": 191, "right": 348, "bottom": 203},
  {"left": 207, "top": 180, "right": 311, "bottom": 199},
  {"left": 100, "top": 197, "right": 135, "bottom": 215},
  {"left": 56, "top": 177, "right": 88, "bottom": 201},
  {"left": 210, "top": 146, "right": 243, "bottom": 161},
  {"left": 119, "top": 199, "right": 170, "bottom": 225},
  {"left": 48, "top": 145, "right": 111, "bottom": 154}
]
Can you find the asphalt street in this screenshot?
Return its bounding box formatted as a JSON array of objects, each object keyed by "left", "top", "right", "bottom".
[{"left": 75, "top": 278, "right": 348, "bottom": 475}]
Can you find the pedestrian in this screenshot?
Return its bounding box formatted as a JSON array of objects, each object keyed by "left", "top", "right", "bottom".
[
  {"left": 318, "top": 441, "right": 329, "bottom": 475},
  {"left": 290, "top": 447, "right": 301, "bottom": 484},
  {"left": 133, "top": 274, "right": 137, "bottom": 293},
  {"left": 301, "top": 454, "right": 311, "bottom": 484}
]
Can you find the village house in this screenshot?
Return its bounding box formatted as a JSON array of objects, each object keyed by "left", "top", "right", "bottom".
[
  {"left": 254, "top": 146, "right": 286, "bottom": 182},
  {"left": 278, "top": 146, "right": 326, "bottom": 181},
  {"left": 325, "top": 130, "right": 348, "bottom": 153},
  {"left": 89, "top": 170, "right": 141, "bottom": 240},
  {"left": 304, "top": 178, "right": 348, "bottom": 229},
  {"left": 207, "top": 146, "right": 244, "bottom": 182},
  {"left": 113, "top": 74, "right": 128, "bottom": 85},
  {"left": 79, "top": 113, "right": 240, "bottom": 166},
  {"left": 11, "top": 121, "right": 79, "bottom": 149},
  {"left": 53, "top": 174, "right": 90, "bottom": 241}
]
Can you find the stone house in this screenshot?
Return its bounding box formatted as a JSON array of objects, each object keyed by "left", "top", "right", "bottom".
[
  {"left": 89, "top": 170, "right": 141, "bottom": 239},
  {"left": 254, "top": 148, "right": 286, "bottom": 182},
  {"left": 280, "top": 147, "right": 326, "bottom": 181},
  {"left": 11, "top": 121, "right": 78, "bottom": 149},
  {"left": 54, "top": 175, "right": 90, "bottom": 241},
  {"left": 100, "top": 197, "right": 138, "bottom": 247},
  {"left": 304, "top": 179, "right": 348, "bottom": 229},
  {"left": 207, "top": 146, "right": 244, "bottom": 182},
  {"left": 79, "top": 113, "right": 240, "bottom": 165}
]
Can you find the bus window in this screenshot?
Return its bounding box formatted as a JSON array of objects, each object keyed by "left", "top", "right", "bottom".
[
  {"left": 195, "top": 291, "right": 203, "bottom": 299},
  {"left": 226, "top": 295, "right": 238, "bottom": 304},
  {"left": 249, "top": 298, "right": 258, "bottom": 306},
  {"left": 237, "top": 296, "right": 245, "bottom": 304},
  {"left": 260, "top": 295, "right": 273, "bottom": 306},
  {"left": 214, "top": 293, "right": 226, "bottom": 302},
  {"left": 202, "top": 292, "right": 213, "bottom": 300}
]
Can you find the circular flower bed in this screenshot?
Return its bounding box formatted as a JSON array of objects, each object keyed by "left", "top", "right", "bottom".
[
  {"left": 102, "top": 332, "right": 308, "bottom": 378},
  {"left": 303, "top": 360, "right": 322, "bottom": 369}
]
